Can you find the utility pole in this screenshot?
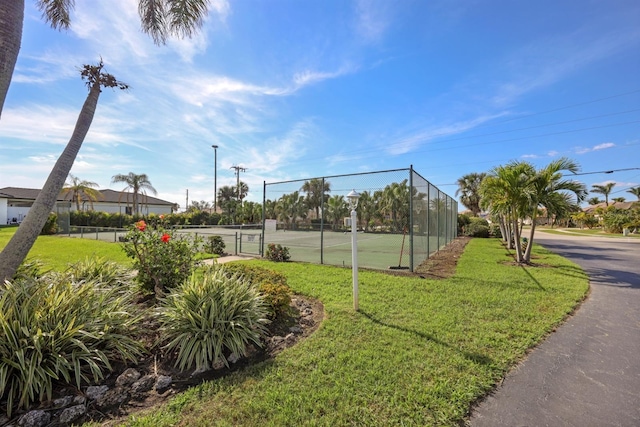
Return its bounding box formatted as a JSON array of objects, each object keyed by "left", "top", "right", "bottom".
[
  {"left": 230, "top": 165, "right": 247, "bottom": 201},
  {"left": 185, "top": 189, "right": 189, "bottom": 212}
]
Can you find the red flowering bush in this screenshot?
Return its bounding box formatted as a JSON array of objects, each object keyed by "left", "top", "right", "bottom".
[{"left": 121, "top": 218, "right": 202, "bottom": 297}]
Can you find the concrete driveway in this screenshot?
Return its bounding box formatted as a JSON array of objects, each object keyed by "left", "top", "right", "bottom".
[{"left": 469, "top": 232, "right": 640, "bottom": 427}]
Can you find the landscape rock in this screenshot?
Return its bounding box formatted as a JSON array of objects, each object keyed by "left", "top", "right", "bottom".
[
  {"left": 131, "top": 375, "right": 156, "bottom": 394},
  {"left": 289, "top": 326, "right": 303, "bottom": 334},
  {"left": 116, "top": 368, "right": 141, "bottom": 387},
  {"left": 53, "top": 395, "right": 74, "bottom": 408},
  {"left": 228, "top": 353, "right": 240, "bottom": 364},
  {"left": 85, "top": 385, "right": 109, "bottom": 401},
  {"left": 58, "top": 405, "right": 87, "bottom": 424},
  {"left": 155, "top": 375, "right": 173, "bottom": 393},
  {"left": 17, "top": 410, "right": 50, "bottom": 427},
  {"left": 73, "top": 396, "right": 86, "bottom": 405},
  {"left": 96, "top": 387, "right": 129, "bottom": 409}
]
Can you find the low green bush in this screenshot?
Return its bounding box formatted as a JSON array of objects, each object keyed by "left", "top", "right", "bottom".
[
  {"left": 159, "top": 268, "right": 270, "bottom": 372},
  {"left": 207, "top": 235, "right": 226, "bottom": 256},
  {"left": 0, "top": 267, "right": 144, "bottom": 416},
  {"left": 219, "top": 264, "right": 291, "bottom": 317},
  {"left": 40, "top": 212, "right": 58, "bottom": 235},
  {"left": 463, "top": 218, "right": 490, "bottom": 238},
  {"left": 265, "top": 243, "right": 290, "bottom": 262}
]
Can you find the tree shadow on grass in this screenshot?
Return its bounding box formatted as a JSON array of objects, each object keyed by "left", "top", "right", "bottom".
[{"left": 359, "top": 310, "right": 494, "bottom": 366}]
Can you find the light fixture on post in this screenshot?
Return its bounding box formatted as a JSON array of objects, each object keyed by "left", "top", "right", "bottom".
[
  {"left": 347, "top": 189, "right": 361, "bottom": 311},
  {"left": 211, "top": 145, "right": 218, "bottom": 213}
]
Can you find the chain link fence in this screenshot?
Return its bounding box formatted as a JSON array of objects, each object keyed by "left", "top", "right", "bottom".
[{"left": 261, "top": 167, "right": 457, "bottom": 271}]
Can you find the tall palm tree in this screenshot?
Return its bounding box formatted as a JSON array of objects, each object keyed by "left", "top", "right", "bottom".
[
  {"left": 325, "top": 195, "right": 348, "bottom": 231},
  {"left": 626, "top": 186, "right": 640, "bottom": 201},
  {"left": 61, "top": 174, "right": 103, "bottom": 211},
  {"left": 111, "top": 172, "right": 157, "bottom": 216},
  {"left": 0, "top": 0, "right": 213, "bottom": 118},
  {"left": 522, "top": 158, "right": 586, "bottom": 261},
  {"left": 233, "top": 181, "right": 249, "bottom": 202},
  {"left": 0, "top": 61, "right": 128, "bottom": 282},
  {"left": 380, "top": 180, "right": 410, "bottom": 233},
  {"left": 455, "top": 172, "right": 486, "bottom": 216},
  {"left": 301, "top": 178, "right": 331, "bottom": 219},
  {"left": 481, "top": 161, "right": 536, "bottom": 262},
  {"left": 591, "top": 182, "right": 616, "bottom": 206}
]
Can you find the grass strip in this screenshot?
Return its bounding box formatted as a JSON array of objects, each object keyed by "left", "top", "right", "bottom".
[
  {"left": 0, "top": 227, "right": 131, "bottom": 271},
  {"left": 114, "top": 238, "right": 588, "bottom": 427}
]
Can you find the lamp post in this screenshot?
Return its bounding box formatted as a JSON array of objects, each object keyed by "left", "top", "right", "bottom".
[
  {"left": 347, "top": 189, "right": 360, "bottom": 311},
  {"left": 212, "top": 145, "right": 218, "bottom": 213}
]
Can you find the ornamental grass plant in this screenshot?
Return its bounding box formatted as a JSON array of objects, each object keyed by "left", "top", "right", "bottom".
[
  {"left": 159, "top": 267, "right": 270, "bottom": 373},
  {"left": 0, "top": 264, "right": 144, "bottom": 417}
]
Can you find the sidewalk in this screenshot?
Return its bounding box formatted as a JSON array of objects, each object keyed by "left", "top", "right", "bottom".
[{"left": 203, "top": 254, "right": 257, "bottom": 265}]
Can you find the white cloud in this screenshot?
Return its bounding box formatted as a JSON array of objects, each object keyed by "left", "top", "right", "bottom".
[
  {"left": 547, "top": 150, "right": 559, "bottom": 157},
  {"left": 354, "top": 0, "right": 393, "bottom": 43},
  {"left": 386, "top": 112, "right": 510, "bottom": 155},
  {"left": 521, "top": 154, "right": 538, "bottom": 159},
  {"left": 574, "top": 142, "right": 615, "bottom": 154}
]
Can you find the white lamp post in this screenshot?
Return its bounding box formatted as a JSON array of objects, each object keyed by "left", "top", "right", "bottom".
[{"left": 347, "top": 189, "right": 361, "bottom": 311}]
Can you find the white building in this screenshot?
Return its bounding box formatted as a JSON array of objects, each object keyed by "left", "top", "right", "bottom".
[{"left": 0, "top": 187, "right": 175, "bottom": 225}]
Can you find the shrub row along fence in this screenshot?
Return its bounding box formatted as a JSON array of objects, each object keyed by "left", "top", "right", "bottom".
[{"left": 261, "top": 167, "right": 457, "bottom": 271}]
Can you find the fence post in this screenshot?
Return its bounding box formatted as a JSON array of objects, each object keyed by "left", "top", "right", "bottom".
[
  {"left": 96, "top": 228, "right": 99, "bottom": 240},
  {"left": 409, "top": 166, "right": 414, "bottom": 272},
  {"left": 239, "top": 232, "right": 243, "bottom": 253},
  {"left": 320, "top": 177, "right": 325, "bottom": 265},
  {"left": 235, "top": 232, "right": 238, "bottom": 255},
  {"left": 261, "top": 181, "right": 266, "bottom": 256}
]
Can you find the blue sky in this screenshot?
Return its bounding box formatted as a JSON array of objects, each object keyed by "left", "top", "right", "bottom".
[{"left": 1, "top": 0, "right": 639, "bottom": 210}]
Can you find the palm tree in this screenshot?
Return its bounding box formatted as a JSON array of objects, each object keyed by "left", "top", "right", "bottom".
[
  {"left": 0, "top": 61, "right": 128, "bottom": 282},
  {"left": 380, "top": 180, "right": 410, "bottom": 233},
  {"left": 61, "top": 174, "right": 103, "bottom": 211},
  {"left": 587, "top": 197, "right": 603, "bottom": 206},
  {"left": 0, "top": 0, "right": 213, "bottom": 118},
  {"left": 521, "top": 158, "right": 586, "bottom": 261},
  {"left": 325, "top": 195, "right": 348, "bottom": 231},
  {"left": 455, "top": 172, "right": 486, "bottom": 216},
  {"left": 627, "top": 186, "right": 640, "bottom": 201},
  {"left": 591, "top": 182, "right": 616, "bottom": 206},
  {"left": 276, "top": 191, "right": 306, "bottom": 230},
  {"left": 111, "top": 172, "right": 157, "bottom": 216},
  {"left": 301, "top": 178, "right": 331, "bottom": 219},
  {"left": 481, "top": 161, "right": 536, "bottom": 261},
  {"left": 612, "top": 197, "right": 626, "bottom": 203},
  {"left": 233, "top": 181, "right": 249, "bottom": 202}
]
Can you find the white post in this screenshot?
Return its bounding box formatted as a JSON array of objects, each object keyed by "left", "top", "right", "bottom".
[{"left": 351, "top": 208, "right": 359, "bottom": 311}]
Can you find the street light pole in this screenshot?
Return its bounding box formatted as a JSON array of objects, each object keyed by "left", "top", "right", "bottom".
[
  {"left": 212, "top": 145, "right": 218, "bottom": 213},
  {"left": 347, "top": 190, "right": 361, "bottom": 311}
]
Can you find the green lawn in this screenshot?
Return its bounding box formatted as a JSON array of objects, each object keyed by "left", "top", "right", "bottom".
[
  {"left": 112, "top": 238, "right": 588, "bottom": 427},
  {"left": 0, "top": 229, "right": 589, "bottom": 425},
  {"left": 0, "top": 227, "right": 131, "bottom": 271}
]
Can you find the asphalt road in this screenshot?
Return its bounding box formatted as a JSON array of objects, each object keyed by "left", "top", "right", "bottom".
[{"left": 469, "top": 232, "right": 640, "bottom": 427}]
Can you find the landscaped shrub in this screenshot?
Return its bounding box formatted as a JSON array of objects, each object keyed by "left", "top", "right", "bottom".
[
  {"left": 265, "top": 243, "right": 290, "bottom": 262},
  {"left": 220, "top": 264, "right": 291, "bottom": 317},
  {"left": 489, "top": 223, "right": 502, "bottom": 239},
  {"left": 40, "top": 212, "right": 58, "bottom": 235},
  {"left": 463, "top": 218, "right": 490, "bottom": 238},
  {"left": 207, "top": 235, "right": 226, "bottom": 256},
  {"left": 457, "top": 214, "right": 471, "bottom": 234},
  {"left": 159, "top": 268, "right": 270, "bottom": 372},
  {"left": 121, "top": 218, "right": 202, "bottom": 297},
  {"left": 0, "top": 270, "right": 144, "bottom": 416},
  {"left": 65, "top": 256, "right": 135, "bottom": 290}
]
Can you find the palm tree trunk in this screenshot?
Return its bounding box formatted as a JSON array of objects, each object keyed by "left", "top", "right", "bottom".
[
  {"left": 524, "top": 213, "right": 538, "bottom": 262},
  {"left": 0, "top": 0, "right": 24, "bottom": 119},
  {"left": 0, "top": 82, "right": 102, "bottom": 282}
]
